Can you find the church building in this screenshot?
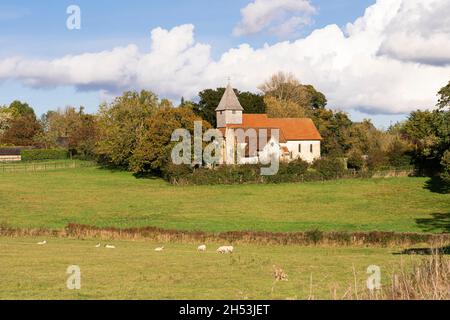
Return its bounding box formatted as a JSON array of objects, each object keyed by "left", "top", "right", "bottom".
[{"left": 216, "top": 84, "right": 322, "bottom": 164}]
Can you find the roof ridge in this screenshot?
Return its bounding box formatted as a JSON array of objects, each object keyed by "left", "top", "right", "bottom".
[{"left": 228, "top": 113, "right": 322, "bottom": 140}]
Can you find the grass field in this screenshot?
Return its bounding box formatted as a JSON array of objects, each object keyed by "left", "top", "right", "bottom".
[
  {"left": 0, "top": 237, "right": 424, "bottom": 300},
  {"left": 0, "top": 166, "right": 448, "bottom": 233}
]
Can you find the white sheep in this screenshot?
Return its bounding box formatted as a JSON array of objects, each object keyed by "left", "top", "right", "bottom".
[
  {"left": 95, "top": 243, "right": 101, "bottom": 248},
  {"left": 154, "top": 246, "right": 164, "bottom": 252},
  {"left": 197, "top": 245, "right": 207, "bottom": 252},
  {"left": 37, "top": 240, "right": 47, "bottom": 245},
  {"left": 105, "top": 244, "right": 116, "bottom": 249},
  {"left": 216, "top": 246, "right": 234, "bottom": 254}
]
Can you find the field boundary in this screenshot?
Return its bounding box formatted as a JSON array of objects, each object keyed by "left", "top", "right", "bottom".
[
  {"left": 0, "top": 160, "right": 96, "bottom": 173},
  {"left": 1, "top": 224, "right": 449, "bottom": 247}
]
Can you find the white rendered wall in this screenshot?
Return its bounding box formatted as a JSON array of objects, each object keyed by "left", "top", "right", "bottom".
[
  {"left": 220, "top": 129, "right": 321, "bottom": 165},
  {"left": 285, "top": 140, "right": 321, "bottom": 163}
]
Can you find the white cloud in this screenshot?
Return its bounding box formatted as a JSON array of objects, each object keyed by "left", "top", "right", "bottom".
[
  {"left": 377, "top": 0, "right": 450, "bottom": 66},
  {"left": 233, "top": 0, "right": 316, "bottom": 37},
  {"left": 0, "top": 0, "right": 449, "bottom": 115}
]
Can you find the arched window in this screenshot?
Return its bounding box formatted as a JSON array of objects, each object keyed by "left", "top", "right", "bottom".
[{"left": 310, "top": 144, "right": 313, "bottom": 153}]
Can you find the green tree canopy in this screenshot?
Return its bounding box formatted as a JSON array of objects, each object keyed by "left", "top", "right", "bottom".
[
  {"left": 397, "top": 83, "right": 450, "bottom": 174},
  {"left": 8, "top": 100, "right": 36, "bottom": 118},
  {"left": 437, "top": 80, "right": 450, "bottom": 110},
  {"left": 130, "top": 106, "right": 211, "bottom": 174},
  {"left": 96, "top": 90, "right": 160, "bottom": 168}
]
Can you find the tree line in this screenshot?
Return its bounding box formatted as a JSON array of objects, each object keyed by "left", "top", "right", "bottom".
[{"left": 0, "top": 73, "right": 449, "bottom": 184}]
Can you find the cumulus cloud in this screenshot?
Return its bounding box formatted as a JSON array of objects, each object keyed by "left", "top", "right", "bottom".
[
  {"left": 377, "top": 0, "right": 450, "bottom": 66},
  {"left": 233, "top": 0, "right": 316, "bottom": 37},
  {"left": 0, "top": 0, "right": 449, "bottom": 115}
]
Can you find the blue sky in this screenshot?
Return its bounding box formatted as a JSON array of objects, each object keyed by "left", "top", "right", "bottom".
[
  {"left": 1, "top": 0, "right": 446, "bottom": 128},
  {"left": 0, "top": 0, "right": 375, "bottom": 57}
]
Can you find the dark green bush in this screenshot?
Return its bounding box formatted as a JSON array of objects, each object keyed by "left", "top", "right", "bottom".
[
  {"left": 164, "top": 159, "right": 311, "bottom": 185},
  {"left": 305, "top": 229, "right": 324, "bottom": 245},
  {"left": 312, "top": 157, "right": 347, "bottom": 179},
  {"left": 164, "top": 157, "right": 353, "bottom": 185},
  {"left": 162, "top": 163, "right": 194, "bottom": 184},
  {"left": 21, "top": 149, "right": 68, "bottom": 161},
  {"left": 347, "top": 151, "right": 365, "bottom": 170},
  {"left": 265, "top": 159, "right": 309, "bottom": 184}
]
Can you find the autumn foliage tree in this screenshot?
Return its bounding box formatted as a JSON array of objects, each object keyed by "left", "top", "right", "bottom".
[
  {"left": 0, "top": 101, "right": 41, "bottom": 146},
  {"left": 96, "top": 90, "right": 160, "bottom": 168},
  {"left": 36, "top": 107, "right": 99, "bottom": 157},
  {"left": 1, "top": 114, "right": 42, "bottom": 146},
  {"left": 260, "top": 72, "right": 354, "bottom": 157},
  {"left": 130, "top": 106, "right": 211, "bottom": 174}
]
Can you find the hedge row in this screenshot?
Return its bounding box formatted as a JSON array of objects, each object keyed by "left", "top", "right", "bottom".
[
  {"left": 21, "top": 149, "right": 69, "bottom": 161},
  {"left": 164, "top": 158, "right": 359, "bottom": 185},
  {"left": 61, "top": 224, "right": 450, "bottom": 247}
]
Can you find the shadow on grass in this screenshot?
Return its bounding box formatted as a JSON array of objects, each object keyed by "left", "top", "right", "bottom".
[
  {"left": 423, "top": 176, "right": 450, "bottom": 194},
  {"left": 396, "top": 246, "right": 450, "bottom": 255},
  {"left": 133, "top": 172, "right": 162, "bottom": 180},
  {"left": 416, "top": 212, "right": 450, "bottom": 233},
  {"left": 96, "top": 164, "right": 161, "bottom": 180}
]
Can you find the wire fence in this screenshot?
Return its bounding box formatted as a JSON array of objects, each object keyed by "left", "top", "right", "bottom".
[
  {"left": 0, "top": 160, "right": 97, "bottom": 173},
  {"left": 0, "top": 160, "right": 415, "bottom": 179}
]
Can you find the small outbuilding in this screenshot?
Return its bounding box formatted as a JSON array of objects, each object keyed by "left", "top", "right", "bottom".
[{"left": 0, "top": 148, "right": 22, "bottom": 162}]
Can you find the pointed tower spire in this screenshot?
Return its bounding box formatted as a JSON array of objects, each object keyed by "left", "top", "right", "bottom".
[{"left": 215, "top": 83, "right": 244, "bottom": 112}]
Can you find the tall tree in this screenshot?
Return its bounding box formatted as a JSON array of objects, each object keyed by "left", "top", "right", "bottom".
[
  {"left": 96, "top": 90, "right": 160, "bottom": 168},
  {"left": 259, "top": 72, "right": 327, "bottom": 118},
  {"left": 346, "top": 120, "right": 391, "bottom": 170},
  {"left": 130, "top": 106, "right": 210, "bottom": 174},
  {"left": 437, "top": 80, "right": 450, "bottom": 110},
  {"left": 0, "top": 101, "right": 41, "bottom": 146},
  {"left": 236, "top": 91, "right": 266, "bottom": 114},
  {"left": 312, "top": 108, "right": 352, "bottom": 156},
  {"left": 8, "top": 100, "right": 36, "bottom": 118},
  {"left": 259, "top": 72, "right": 309, "bottom": 107},
  {"left": 264, "top": 96, "right": 308, "bottom": 118},
  {"left": 304, "top": 85, "right": 327, "bottom": 109},
  {"left": 1, "top": 115, "right": 42, "bottom": 146}
]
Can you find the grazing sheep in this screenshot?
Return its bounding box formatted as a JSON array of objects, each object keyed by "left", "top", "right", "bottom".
[
  {"left": 105, "top": 244, "right": 116, "bottom": 249},
  {"left": 37, "top": 240, "right": 47, "bottom": 245},
  {"left": 216, "top": 246, "right": 234, "bottom": 254},
  {"left": 197, "top": 245, "right": 207, "bottom": 252},
  {"left": 273, "top": 266, "right": 289, "bottom": 281},
  {"left": 95, "top": 243, "right": 101, "bottom": 248},
  {"left": 154, "top": 246, "right": 164, "bottom": 252}
]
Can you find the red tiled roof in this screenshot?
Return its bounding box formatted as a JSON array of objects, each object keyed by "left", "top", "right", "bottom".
[{"left": 226, "top": 114, "right": 322, "bottom": 141}]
